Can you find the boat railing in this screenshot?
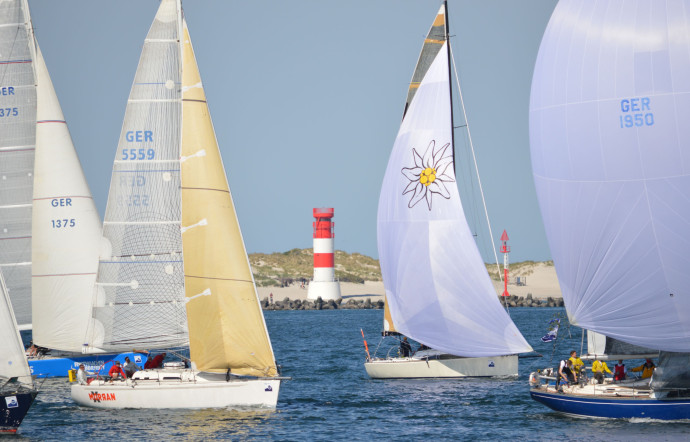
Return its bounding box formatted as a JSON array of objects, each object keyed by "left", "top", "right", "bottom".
[{"left": 531, "top": 367, "right": 652, "bottom": 398}]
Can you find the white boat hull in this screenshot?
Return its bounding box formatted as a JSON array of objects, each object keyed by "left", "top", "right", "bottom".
[
  {"left": 364, "top": 354, "right": 518, "bottom": 378},
  {"left": 71, "top": 369, "right": 280, "bottom": 409}
]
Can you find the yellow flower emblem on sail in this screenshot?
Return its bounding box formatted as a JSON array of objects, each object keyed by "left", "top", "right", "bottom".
[{"left": 401, "top": 140, "right": 454, "bottom": 210}]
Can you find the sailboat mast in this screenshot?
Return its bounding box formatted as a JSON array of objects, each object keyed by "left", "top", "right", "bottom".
[{"left": 444, "top": 0, "right": 456, "bottom": 168}]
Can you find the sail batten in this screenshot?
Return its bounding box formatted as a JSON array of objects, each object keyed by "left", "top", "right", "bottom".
[
  {"left": 378, "top": 3, "right": 532, "bottom": 357},
  {"left": 180, "top": 20, "right": 277, "bottom": 377}
]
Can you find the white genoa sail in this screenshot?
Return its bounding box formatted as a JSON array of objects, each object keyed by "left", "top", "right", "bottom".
[
  {"left": 0, "top": 270, "right": 32, "bottom": 386},
  {"left": 0, "top": 0, "right": 36, "bottom": 328},
  {"left": 530, "top": 0, "right": 690, "bottom": 352},
  {"left": 377, "top": 5, "right": 532, "bottom": 357},
  {"left": 85, "top": 0, "right": 188, "bottom": 351},
  {"left": 31, "top": 43, "right": 102, "bottom": 353}
]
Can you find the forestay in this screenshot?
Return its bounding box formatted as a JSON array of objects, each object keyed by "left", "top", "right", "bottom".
[
  {"left": 0, "top": 0, "right": 36, "bottom": 328},
  {"left": 530, "top": 0, "right": 690, "bottom": 352},
  {"left": 377, "top": 36, "right": 532, "bottom": 357},
  {"left": 0, "top": 270, "right": 32, "bottom": 386},
  {"left": 31, "top": 44, "right": 102, "bottom": 352},
  {"left": 85, "top": 0, "right": 187, "bottom": 351}
]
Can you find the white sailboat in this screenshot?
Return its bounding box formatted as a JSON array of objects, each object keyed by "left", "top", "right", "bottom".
[
  {"left": 364, "top": 2, "right": 532, "bottom": 379},
  {"left": 0, "top": 0, "right": 138, "bottom": 377},
  {"left": 0, "top": 269, "right": 37, "bottom": 433},
  {"left": 528, "top": 0, "right": 690, "bottom": 419},
  {"left": 71, "top": 0, "right": 282, "bottom": 409}
]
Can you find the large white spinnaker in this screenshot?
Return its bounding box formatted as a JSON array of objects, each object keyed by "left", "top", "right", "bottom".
[
  {"left": 84, "top": 0, "right": 188, "bottom": 351},
  {"left": 0, "top": 0, "right": 36, "bottom": 329},
  {"left": 0, "top": 270, "right": 32, "bottom": 386},
  {"left": 31, "top": 44, "right": 102, "bottom": 352},
  {"left": 377, "top": 41, "right": 532, "bottom": 357},
  {"left": 530, "top": 0, "right": 690, "bottom": 352}
]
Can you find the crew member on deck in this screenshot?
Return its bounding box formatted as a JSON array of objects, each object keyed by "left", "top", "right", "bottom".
[
  {"left": 614, "top": 360, "right": 626, "bottom": 381},
  {"left": 108, "top": 361, "right": 126, "bottom": 380},
  {"left": 591, "top": 359, "right": 612, "bottom": 384},
  {"left": 632, "top": 359, "right": 656, "bottom": 379},
  {"left": 557, "top": 358, "right": 575, "bottom": 391},
  {"left": 569, "top": 350, "right": 584, "bottom": 376},
  {"left": 122, "top": 356, "right": 138, "bottom": 378},
  {"left": 76, "top": 364, "right": 92, "bottom": 385},
  {"left": 400, "top": 337, "right": 412, "bottom": 358}
]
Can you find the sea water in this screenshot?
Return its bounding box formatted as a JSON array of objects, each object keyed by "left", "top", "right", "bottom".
[{"left": 17, "top": 308, "right": 690, "bottom": 440}]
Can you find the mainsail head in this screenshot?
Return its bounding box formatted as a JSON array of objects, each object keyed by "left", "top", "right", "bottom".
[
  {"left": 377, "top": 4, "right": 532, "bottom": 357},
  {"left": 530, "top": 0, "right": 690, "bottom": 352}
]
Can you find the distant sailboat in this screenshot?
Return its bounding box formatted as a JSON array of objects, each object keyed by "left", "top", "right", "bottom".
[
  {"left": 0, "top": 269, "right": 37, "bottom": 433},
  {"left": 72, "top": 0, "right": 283, "bottom": 408},
  {"left": 0, "top": 0, "right": 136, "bottom": 377},
  {"left": 528, "top": 0, "right": 690, "bottom": 419},
  {"left": 364, "top": 1, "right": 532, "bottom": 379}
]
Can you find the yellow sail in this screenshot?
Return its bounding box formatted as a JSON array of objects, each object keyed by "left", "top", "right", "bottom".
[
  {"left": 180, "top": 21, "right": 277, "bottom": 377},
  {"left": 382, "top": 294, "right": 398, "bottom": 335}
]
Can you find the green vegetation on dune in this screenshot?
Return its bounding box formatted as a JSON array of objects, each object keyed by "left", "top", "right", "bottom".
[
  {"left": 249, "top": 248, "right": 552, "bottom": 287},
  {"left": 249, "top": 249, "right": 382, "bottom": 287}
]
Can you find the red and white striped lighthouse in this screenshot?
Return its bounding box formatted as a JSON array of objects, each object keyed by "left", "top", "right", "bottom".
[{"left": 307, "top": 208, "right": 342, "bottom": 300}]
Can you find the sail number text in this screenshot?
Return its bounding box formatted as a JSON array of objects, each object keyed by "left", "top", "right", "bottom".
[
  {"left": 619, "top": 97, "right": 654, "bottom": 128},
  {"left": 51, "top": 219, "right": 76, "bottom": 228},
  {"left": 50, "top": 199, "right": 76, "bottom": 228},
  {"left": 1, "top": 87, "right": 17, "bottom": 117},
  {"left": 0, "top": 107, "right": 18, "bottom": 117},
  {"left": 122, "top": 131, "right": 155, "bottom": 160}
]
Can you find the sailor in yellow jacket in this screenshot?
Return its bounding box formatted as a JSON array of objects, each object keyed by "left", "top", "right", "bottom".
[
  {"left": 591, "top": 359, "right": 612, "bottom": 384},
  {"left": 569, "top": 350, "right": 584, "bottom": 377},
  {"left": 632, "top": 359, "right": 656, "bottom": 379}
]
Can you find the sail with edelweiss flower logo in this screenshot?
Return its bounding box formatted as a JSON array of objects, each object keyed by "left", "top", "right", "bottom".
[{"left": 377, "top": 4, "right": 532, "bottom": 357}]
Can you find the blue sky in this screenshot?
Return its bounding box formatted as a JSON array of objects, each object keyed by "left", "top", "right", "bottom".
[{"left": 29, "top": 0, "right": 558, "bottom": 262}]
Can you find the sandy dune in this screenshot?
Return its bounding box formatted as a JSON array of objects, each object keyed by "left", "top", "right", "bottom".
[{"left": 257, "top": 262, "right": 561, "bottom": 302}]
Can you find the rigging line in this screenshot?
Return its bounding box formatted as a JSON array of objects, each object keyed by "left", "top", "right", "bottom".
[{"left": 448, "top": 40, "right": 502, "bottom": 283}]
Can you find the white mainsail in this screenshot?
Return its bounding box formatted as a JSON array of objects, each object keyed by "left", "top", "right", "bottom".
[
  {"left": 377, "top": 27, "right": 532, "bottom": 356},
  {"left": 0, "top": 0, "right": 36, "bottom": 328},
  {"left": 85, "top": 0, "right": 187, "bottom": 351},
  {"left": 31, "top": 43, "right": 102, "bottom": 353},
  {"left": 0, "top": 269, "right": 32, "bottom": 386},
  {"left": 530, "top": 0, "right": 690, "bottom": 353}
]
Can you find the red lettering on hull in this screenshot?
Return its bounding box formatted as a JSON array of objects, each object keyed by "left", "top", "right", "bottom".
[{"left": 88, "top": 391, "right": 117, "bottom": 402}]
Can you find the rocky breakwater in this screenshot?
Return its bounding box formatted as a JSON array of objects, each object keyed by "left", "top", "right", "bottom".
[
  {"left": 261, "top": 297, "right": 384, "bottom": 310},
  {"left": 261, "top": 295, "right": 563, "bottom": 310},
  {"left": 500, "top": 294, "right": 564, "bottom": 308}
]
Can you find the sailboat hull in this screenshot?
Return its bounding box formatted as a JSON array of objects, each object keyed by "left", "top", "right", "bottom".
[
  {"left": 364, "top": 354, "right": 517, "bottom": 378},
  {"left": 28, "top": 352, "right": 146, "bottom": 378},
  {"left": 0, "top": 391, "right": 37, "bottom": 433},
  {"left": 71, "top": 369, "right": 280, "bottom": 409},
  {"left": 530, "top": 389, "right": 690, "bottom": 420}
]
